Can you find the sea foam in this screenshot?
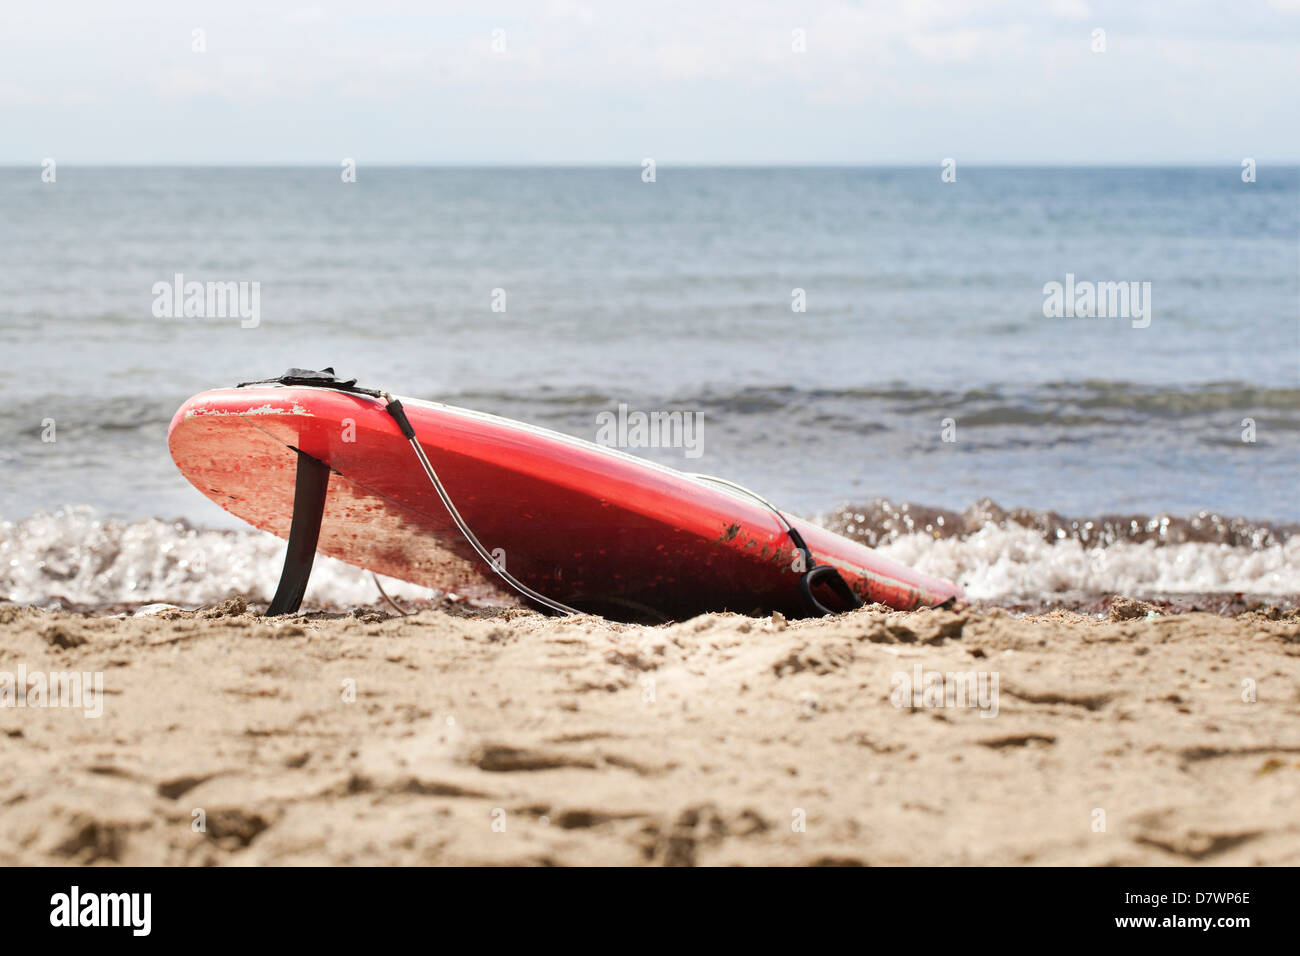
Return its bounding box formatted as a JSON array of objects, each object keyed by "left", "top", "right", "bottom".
[
  {"left": 0, "top": 507, "right": 435, "bottom": 608},
  {"left": 878, "top": 523, "right": 1299, "bottom": 601}
]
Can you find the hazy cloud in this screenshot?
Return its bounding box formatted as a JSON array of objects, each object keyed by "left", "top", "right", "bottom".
[{"left": 2, "top": 0, "right": 1297, "bottom": 162}]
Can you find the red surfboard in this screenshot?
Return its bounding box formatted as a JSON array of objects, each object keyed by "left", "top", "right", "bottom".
[{"left": 168, "top": 381, "right": 963, "bottom": 620}]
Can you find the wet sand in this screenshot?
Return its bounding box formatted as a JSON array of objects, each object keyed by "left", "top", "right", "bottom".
[{"left": 1, "top": 599, "right": 1298, "bottom": 866}]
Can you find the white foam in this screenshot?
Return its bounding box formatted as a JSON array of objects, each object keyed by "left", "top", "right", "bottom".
[
  {"left": 0, "top": 507, "right": 436, "bottom": 608},
  {"left": 877, "top": 523, "right": 1300, "bottom": 600}
]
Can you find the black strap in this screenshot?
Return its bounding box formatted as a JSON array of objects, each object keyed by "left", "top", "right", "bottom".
[
  {"left": 799, "top": 564, "right": 864, "bottom": 615},
  {"left": 237, "top": 367, "right": 385, "bottom": 399},
  {"left": 237, "top": 367, "right": 418, "bottom": 438},
  {"left": 787, "top": 526, "right": 864, "bottom": 616}
]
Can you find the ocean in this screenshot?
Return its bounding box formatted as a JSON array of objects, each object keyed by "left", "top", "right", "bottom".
[{"left": 1, "top": 166, "right": 1297, "bottom": 607}]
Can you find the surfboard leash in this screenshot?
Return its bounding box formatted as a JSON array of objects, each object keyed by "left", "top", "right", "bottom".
[
  {"left": 688, "top": 474, "right": 864, "bottom": 616},
  {"left": 374, "top": 392, "right": 584, "bottom": 617}
]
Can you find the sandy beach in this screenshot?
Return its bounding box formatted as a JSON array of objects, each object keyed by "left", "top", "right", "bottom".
[{"left": 3, "top": 598, "right": 1297, "bottom": 866}]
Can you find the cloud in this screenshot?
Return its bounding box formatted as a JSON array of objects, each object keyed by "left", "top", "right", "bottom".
[
  {"left": 2, "top": 0, "right": 1298, "bottom": 161},
  {"left": 1049, "top": 0, "right": 1092, "bottom": 18},
  {"left": 0, "top": 83, "right": 41, "bottom": 107},
  {"left": 282, "top": 7, "right": 325, "bottom": 25},
  {"left": 909, "top": 28, "right": 1016, "bottom": 62}
]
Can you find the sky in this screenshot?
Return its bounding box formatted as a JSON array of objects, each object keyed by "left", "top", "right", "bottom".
[{"left": 3, "top": 0, "right": 1299, "bottom": 164}]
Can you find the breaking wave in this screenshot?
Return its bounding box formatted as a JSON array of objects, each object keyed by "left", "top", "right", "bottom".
[
  {"left": 826, "top": 498, "right": 1299, "bottom": 602},
  {"left": 1, "top": 501, "right": 1296, "bottom": 611},
  {"left": 0, "top": 507, "right": 436, "bottom": 610}
]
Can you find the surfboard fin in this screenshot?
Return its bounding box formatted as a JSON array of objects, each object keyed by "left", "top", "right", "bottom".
[{"left": 266, "top": 450, "right": 331, "bottom": 615}]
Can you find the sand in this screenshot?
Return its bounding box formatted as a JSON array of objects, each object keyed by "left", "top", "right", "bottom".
[{"left": 1, "top": 598, "right": 1298, "bottom": 866}]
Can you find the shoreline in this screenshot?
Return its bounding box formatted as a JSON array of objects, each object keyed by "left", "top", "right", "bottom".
[
  {"left": 7, "top": 501, "right": 1298, "bottom": 610},
  {"left": 17, "top": 590, "right": 1299, "bottom": 619}
]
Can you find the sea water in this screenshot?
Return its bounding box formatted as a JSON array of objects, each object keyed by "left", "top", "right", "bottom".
[{"left": 1, "top": 167, "right": 1296, "bottom": 605}]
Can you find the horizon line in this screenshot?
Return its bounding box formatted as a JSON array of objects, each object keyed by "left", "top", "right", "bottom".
[{"left": 4, "top": 160, "right": 1298, "bottom": 169}]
